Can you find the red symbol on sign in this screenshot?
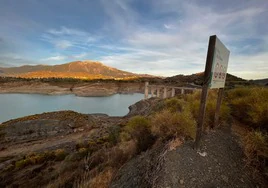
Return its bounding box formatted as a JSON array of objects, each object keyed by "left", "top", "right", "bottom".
[{"left": 214, "top": 63, "right": 219, "bottom": 79}]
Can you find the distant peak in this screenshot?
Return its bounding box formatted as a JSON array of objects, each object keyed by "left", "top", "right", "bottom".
[{"left": 69, "top": 60, "right": 103, "bottom": 65}]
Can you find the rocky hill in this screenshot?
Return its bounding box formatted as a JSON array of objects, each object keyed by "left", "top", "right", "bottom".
[
  {"left": 252, "top": 78, "right": 268, "bottom": 86},
  {"left": 163, "top": 72, "right": 247, "bottom": 88},
  {"left": 0, "top": 61, "right": 138, "bottom": 79}
]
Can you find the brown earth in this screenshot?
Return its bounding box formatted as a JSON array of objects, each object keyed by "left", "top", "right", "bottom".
[{"left": 0, "top": 81, "right": 144, "bottom": 96}]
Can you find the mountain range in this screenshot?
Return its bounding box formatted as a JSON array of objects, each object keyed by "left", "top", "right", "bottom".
[
  {"left": 1, "top": 61, "right": 267, "bottom": 85},
  {"left": 0, "top": 61, "right": 139, "bottom": 79}
]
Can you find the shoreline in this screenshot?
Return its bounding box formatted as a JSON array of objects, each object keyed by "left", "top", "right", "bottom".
[{"left": 0, "top": 81, "right": 145, "bottom": 97}]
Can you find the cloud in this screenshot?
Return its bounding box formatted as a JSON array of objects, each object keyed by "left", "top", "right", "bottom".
[
  {"left": 41, "top": 55, "right": 66, "bottom": 61},
  {"left": 41, "top": 26, "right": 98, "bottom": 50},
  {"left": 54, "top": 40, "right": 72, "bottom": 49},
  {"left": 0, "top": 53, "right": 35, "bottom": 67},
  {"left": 69, "top": 53, "right": 88, "bottom": 59},
  {"left": 47, "top": 27, "right": 89, "bottom": 36},
  {"left": 164, "top": 24, "right": 176, "bottom": 30}
]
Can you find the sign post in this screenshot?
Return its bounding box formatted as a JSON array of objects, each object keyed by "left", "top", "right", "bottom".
[{"left": 194, "top": 35, "right": 230, "bottom": 150}]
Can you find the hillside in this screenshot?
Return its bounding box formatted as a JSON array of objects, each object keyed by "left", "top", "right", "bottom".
[
  {"left": 164, "top": 72, "right": 246, "bottom": 87},
  {"left": 252, "top": 78, "right": 268, "bottom": 86},
  {"left": 0, "top": 61, "right": 138, "bottom": 79}
]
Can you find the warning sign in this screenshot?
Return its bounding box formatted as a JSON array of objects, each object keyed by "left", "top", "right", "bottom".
[{"left": 209, "top": 37, "right": 230, "bottom": 88}]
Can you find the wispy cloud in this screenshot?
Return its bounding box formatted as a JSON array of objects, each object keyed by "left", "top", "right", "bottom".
[
  {"left": 41, "top": 55, "right": 66, "bottom": 61},
  {"left": 41, "top": 26, "right": 99, "bottom": 50},
  {"left": 54, "top": 40, "right": 72, "bottom": 49}
]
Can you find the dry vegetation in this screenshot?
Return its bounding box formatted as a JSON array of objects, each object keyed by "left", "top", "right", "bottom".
[{"left": 227, "top": 87, "right": 268, "bottom": 174}]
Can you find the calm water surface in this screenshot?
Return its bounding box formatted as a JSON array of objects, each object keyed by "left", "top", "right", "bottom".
[{"left": 0, "top": 93, "right": 144, "bottom": 123}]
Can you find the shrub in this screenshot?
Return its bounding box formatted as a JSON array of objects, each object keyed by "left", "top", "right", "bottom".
[
  {"left": 55, "top": 149, "right": 67, "bottom": 161},
  {"left": 243, "top": 130, "right": 268, "bottom": 171},
  {"left": 185, "top": 90, "right": 230, "bottom": 129},
  {"left": 164, "top": 98, "right": 186, "bottom": 113},
  {"left": 79, "top": 168, "right": 115, "bottom": 188},
  {"left": 228, "top": 87, "right": 268, "bottom": 130},
  {"left": 119, "top": 131, "right": 131, "bottom": 142},
  {"left": 15, "top": 159, "right": 31, "bottom": 169},
  {"left": 151, "top": 109, "right": 196, "bottom": 140},
  {"left": 125, "top": 116, "right": 150, "bottom": 138},
  {"left": 125, "top": 116, "right": 154, "bottom": 152},
  {"left": 107, "top": 125, "right": 121, "bottom": 145}
]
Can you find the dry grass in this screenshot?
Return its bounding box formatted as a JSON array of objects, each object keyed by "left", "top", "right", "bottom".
[
  {"left": 227, "top": 87, "right": 268, "bottom": 130},
  {"left": 186, "top": 90, "right": 230, "bottom": 129},
  {"left": 87, "top": 168, "right": 115, "bottom": 188},
  {"left": 168, "top": 138, "right": 183, "bottom": 151},
  {"left": 242, "top": 131, "right": 268, "bottom": 170},
  {"left": 124, "top": 116, "right": 154, "bottom": 152},
  {"left": 151, "top": 108, "right": 196, "bottom": 140}
]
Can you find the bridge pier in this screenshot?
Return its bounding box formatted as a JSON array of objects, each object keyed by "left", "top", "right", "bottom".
[
  {"left": 144, "top": 82, "right": 149, "bottom": 99},
  {"left": 151, "top": 87, "right": 156, "bottom": 97},
  {"left": 163, "top": 87, "right": 167, "bottom": 99},
  {"left": 157, "top": 88, "right": 160, "bottom": 97},
  {"left": 171, "top": 88, "right": 175, "bottom": 97},
  {"left": 144, "top": 82, "right": 199, "bottom": 99}
]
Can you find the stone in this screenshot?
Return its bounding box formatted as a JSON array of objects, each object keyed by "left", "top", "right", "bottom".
[{"left": 221, "top": 175, "right": 229, "bottom": 183}]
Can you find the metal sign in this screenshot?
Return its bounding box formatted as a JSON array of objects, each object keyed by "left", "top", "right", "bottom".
[
  {"left": 194, "top": 35, "right": 230, "bottom": 150},
  {"left": 209, "top": 37, "right": 230, "bottom": 88}
]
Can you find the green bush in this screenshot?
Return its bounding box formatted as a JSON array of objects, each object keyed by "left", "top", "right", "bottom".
[
  {"left": 55, "top": 149, "right": 67, "bottom": 161},
  {"left": 125, "top": 116, "right": 154, "bottom": 152},
  {"left": 108, "top": 126, "right": 121, "bottom": 145},
  {"left": 15, "top": 159, "right": 31, "bottom": 169},
  {"left": 228, "top": 87, "right": 268, "bottom": 130},
  {"left": 185, "top": 90, "right": 230, "bottom": 129},
  {"left": 164, "top": 98, "right": 186, "bottom": 113},
  {"left": 125, "top": 116, "right": 150, "bottom": 139},
  {"left": 151, "top": 109, "right": 196, "bottom": 140}
]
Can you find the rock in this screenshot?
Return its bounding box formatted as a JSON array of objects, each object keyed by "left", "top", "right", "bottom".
[
  {"left": 179, "top": 179, "right": 184, "bottom": 184},
  {"left": 190, "top": 178, "right": 196, "bottom": 183},
  {"left": 221, "top": 175, "right": 229, "bottom": 183}
]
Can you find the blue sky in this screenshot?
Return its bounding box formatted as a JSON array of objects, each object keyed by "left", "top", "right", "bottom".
[{"left": 0, "top": 0, "right": 267, "bottom": 79}]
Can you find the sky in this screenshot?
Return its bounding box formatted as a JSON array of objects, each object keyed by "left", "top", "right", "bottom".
[{"left": 0, "top": 0, "right": 267, "bottom": 79}]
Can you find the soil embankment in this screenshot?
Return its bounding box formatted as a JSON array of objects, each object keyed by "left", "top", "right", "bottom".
[{"left": 0, "top": 81, "right": 144, "bottom": 96}]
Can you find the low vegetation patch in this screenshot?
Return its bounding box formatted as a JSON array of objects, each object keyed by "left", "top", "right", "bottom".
[
  {"left": 242, "top": 130, "right": 268, "bottom": 173},
  {"left": 227, "top": 87, "right": 268, "bottom": 130},
  {"left": 151, "top": 108, "right": 196, "bottom": 140},
  {"left": 227, "top": 87, "right": 268, "bottom": 176},
  {"left": 15, "top": 149, "right": 67, "bottom": 169}
]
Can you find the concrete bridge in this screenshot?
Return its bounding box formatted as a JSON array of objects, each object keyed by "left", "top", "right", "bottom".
[{"left": 144, "top": 82, "right": 198, "bottom": 99}]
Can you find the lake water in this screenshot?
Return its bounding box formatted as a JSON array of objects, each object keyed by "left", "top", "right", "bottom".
[{"left": 0, "top": 93, "right": 144, "bottom": 123}]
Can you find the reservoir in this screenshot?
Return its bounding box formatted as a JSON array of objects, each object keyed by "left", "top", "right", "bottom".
[{"left": 0, "top": 93, "right": 144, "bottom": 123}]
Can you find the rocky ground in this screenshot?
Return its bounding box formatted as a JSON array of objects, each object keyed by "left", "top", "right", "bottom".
[{"left": 0, "top": 81, "right": 144, "bottom": 96}]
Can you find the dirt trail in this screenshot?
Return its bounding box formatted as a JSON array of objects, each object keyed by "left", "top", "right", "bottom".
[{"left": 112, "top": 124, "right": 267, "bottom": 188}]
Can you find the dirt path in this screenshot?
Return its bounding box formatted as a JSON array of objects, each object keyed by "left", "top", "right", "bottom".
[
  {"left": 156, "top": 124, "right": 266, "bottom": 188},
  {"left": 111, "top": 124, "right": 267, "bottom": 188}
]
